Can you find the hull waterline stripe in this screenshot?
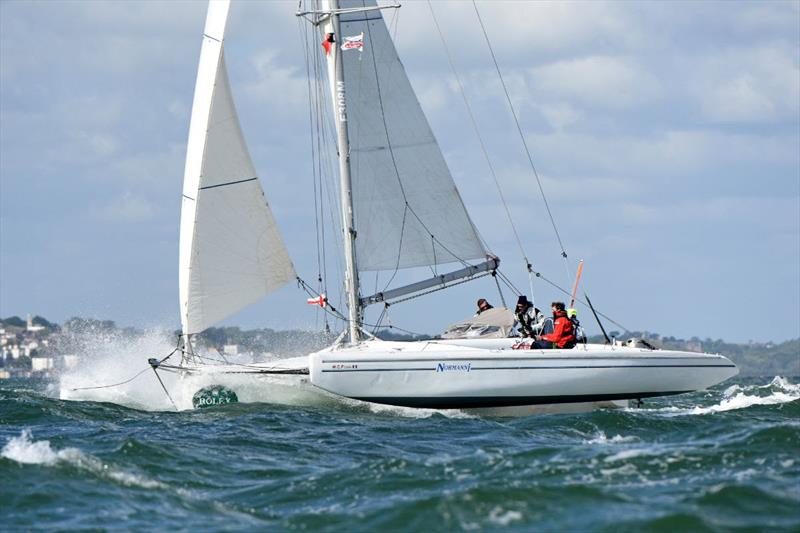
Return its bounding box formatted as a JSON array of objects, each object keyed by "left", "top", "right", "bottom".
[
  {"left": 321, "top": 364, "right": 735, "bottom": 373},
  {"left": 199, "top": 176, "right": 258, "bottom": 190},
  {"left": 321, "top": 355, "right": 731, "bottom": 363},
  {"left": 352, "top": 390, "right": 693, "bottom": 409}
]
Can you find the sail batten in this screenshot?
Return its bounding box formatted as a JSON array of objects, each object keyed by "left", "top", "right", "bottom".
[
  {"left": 337, "top": 0, "right": 487, "bottom": 272},
  {"left": 179, "top": 0, "right": 295, "bottom": 335}
]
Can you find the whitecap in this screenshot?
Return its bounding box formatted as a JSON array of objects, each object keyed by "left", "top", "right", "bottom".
[
  {"left": 587, "top": 431, "right": 637, "bottom": 444},
  {"left": 2, "top": 429, "right": 67, "bottom": 465},
  {"left": 2, "top": 429, "right": 167, "bottom": 490},
  {"left": 603, "top": 449, "right": 650, "bottom": 463},
  {"left": 358, "top": 399, "right": 476, "bottom": 419},
  {"left": 645, "top": 376, "right": 799, "bottom": 416},
  {"left": 488, "top": 507, "right": 523, "bottom": 526}
]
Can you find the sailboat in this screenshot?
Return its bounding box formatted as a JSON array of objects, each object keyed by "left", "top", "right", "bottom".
[{"left": 166, "top": 0, "right": 737, "bottom": 412}]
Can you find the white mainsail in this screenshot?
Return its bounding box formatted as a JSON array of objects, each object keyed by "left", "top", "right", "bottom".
[
  {"left": 179, "top": 0, "right": 295, "bottom": 335},
  {"left": 336, "top": 0, "right": 487, "bottom": 272}
]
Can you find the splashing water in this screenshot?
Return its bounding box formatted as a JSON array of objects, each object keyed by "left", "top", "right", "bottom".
[
  {"left": 642, "top": 375, "right": 800, "bottom": 416},
  {"left": 57, "top": 328, "right": 180, "bottom": 410}
]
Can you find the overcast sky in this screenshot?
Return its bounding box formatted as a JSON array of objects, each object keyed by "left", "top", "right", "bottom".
[{"left": 1, "top": 0, "right": 798, "bottom": 343}]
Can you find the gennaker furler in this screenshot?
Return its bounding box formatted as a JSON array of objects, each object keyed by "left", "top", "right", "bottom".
[{"left": 166, "top": 0, "right": 737, "bottom": 413}]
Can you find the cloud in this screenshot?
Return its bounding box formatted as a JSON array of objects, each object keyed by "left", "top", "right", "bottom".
[
  {"left": 531, "top": 55, "right": 661, "bottom": 111},
  {"left": 241, "top": 49, "right": 308, "bottom": 112},
  {"left": 691, "top": 45, "right": 800, "bottom": 124}
]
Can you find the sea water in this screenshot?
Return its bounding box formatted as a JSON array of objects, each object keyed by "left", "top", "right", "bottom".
[{"left": 1, "top": 342, "right": 798, "bottom": 531}]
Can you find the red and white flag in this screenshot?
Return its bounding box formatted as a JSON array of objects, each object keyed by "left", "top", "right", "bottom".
[
  {"left": 306, "top": 294, "right": 327, "bottom": 308},
  {"left": 341, "top": 33, "right": 364, "bottom": 52}
]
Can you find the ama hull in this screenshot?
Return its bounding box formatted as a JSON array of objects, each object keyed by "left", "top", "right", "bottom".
[{"left": 309, "top": 341, "right": 739, "bottom": 409}]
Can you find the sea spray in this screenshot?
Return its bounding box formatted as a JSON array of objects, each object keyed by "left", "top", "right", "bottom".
[{"left": 57, "top": 326, "right": 180, "bottom": 410}]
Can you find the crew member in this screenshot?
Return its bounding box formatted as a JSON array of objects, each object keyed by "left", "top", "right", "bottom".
[
  {"left": 515, "top": 295, "right": 538, "bottom": 338},
  {"left": 568, "top": 308, "right": 587, "bottom": 344},
  {"left": 532, "top": 301, "right": 577, "bottom": 349},
  {"left": 475, "top": 298, "right": 493, "bottom": 315}
]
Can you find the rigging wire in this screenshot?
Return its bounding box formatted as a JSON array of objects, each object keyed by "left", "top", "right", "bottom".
[
  {"left": 300, "top": 15, "right": 326, "bottom": 331},
  {"left": 492, "top": 271, "right": 507, "bottom": 308},
  {"left": 301, "top": 6, "right": 347, "bottom": 323},
  {"left": 427, "top": 1, "right": 530, "bottom": 278},
  {"left": 528, "top": 268, "right": 630, "bottom": 332},
  {"left": 471, "top": 0, "right": 573, "bottom": 286},
  {"left": 360, "top": 7, "right": 477, "bottom": 294}
]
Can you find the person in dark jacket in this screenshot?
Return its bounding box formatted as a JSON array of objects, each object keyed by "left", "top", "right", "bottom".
[
  {"left": 475, "top": 298, "right": 494, "bottom": 315},
  {"left": 532, "top": 301, "right": 577, "bottom": 349},
  {"left": 514, "top": 295, "right": 538, "bottom": 338}
]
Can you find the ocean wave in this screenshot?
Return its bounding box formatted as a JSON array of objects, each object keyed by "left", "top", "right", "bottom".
[
  {"left": 643, "top": 376, "right": 799, "bottom": 416},
  {"left": 1, "top": 429, "right": 166, "bottom": 490}
]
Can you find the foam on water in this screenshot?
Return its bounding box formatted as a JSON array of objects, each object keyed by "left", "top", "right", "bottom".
[
  {"left": 586, "top": 431, "right": 638, "bottom": 444},
  {"left": 641, "top": 376, "right": 799, "bottom": 416},
  {"left": 2, "top": 430, "right": 166, "bottom": 490},
  {"left": 488, "top": 507, "right": 523, "bottom": 527},
  {"left": 3, "top": 374, "right": 799, "bottom": 531},
  {"left": 357, "top": 399, "right": 477, "bottom": 419}
]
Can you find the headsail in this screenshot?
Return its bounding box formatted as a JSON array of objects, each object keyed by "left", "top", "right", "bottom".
[
  {"left": 179, "top": 0, "right": 295, "bottom": 335},
  {"left": 337, "top": 0, "right": 487, "bottom": 272}
]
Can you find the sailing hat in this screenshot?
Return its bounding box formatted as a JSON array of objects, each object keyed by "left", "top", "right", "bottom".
[
  {"left": 516, "top": 295, "right": 530, "bottom": 307},
  {"left": 567, "top": 308, "right": 578, "bottom": 318}
]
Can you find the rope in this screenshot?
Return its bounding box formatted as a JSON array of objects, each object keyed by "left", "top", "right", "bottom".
[
  {"left": 67, "top": 348, "right": 179, "bottom": 392},
  {"left": 471, "top": 0, "right": 572, "bottom": 284}
]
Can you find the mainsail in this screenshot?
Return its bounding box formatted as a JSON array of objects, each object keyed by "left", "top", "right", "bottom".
[
  {"left": 179, "top": 0, "right": 295, "bottom": 335},
  {"left": 336, "top": 0, "right": 487, "bottom": 272}
]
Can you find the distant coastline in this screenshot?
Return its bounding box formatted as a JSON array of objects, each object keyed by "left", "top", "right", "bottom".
[{"left": 1, "top": 315, "right": 797, "bottom": 379}]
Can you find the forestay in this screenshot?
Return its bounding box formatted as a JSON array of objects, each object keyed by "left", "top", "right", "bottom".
[
  {"left": 179, "top": 0, "right": 295, "bottom": 335},
  {"left": 338, "top": 0, "right": 486, "bottom": 272}
]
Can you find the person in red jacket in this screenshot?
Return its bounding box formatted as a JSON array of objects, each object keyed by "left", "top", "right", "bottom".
[{"left": 532, "top": 301, "right": 577, "bottom": 349}]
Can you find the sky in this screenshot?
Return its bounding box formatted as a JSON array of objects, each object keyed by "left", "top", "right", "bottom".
[{"left": 1, "top": 0, "right": 798, "bottom": 343}]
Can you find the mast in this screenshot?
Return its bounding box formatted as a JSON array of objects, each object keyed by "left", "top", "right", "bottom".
[{"left": 320, "top": 0, "right": 361, "bottom": 343}]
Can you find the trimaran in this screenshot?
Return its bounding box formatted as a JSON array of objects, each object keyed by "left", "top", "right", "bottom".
[{"left": 143, "top": 0, "right": 737, "bottom": 413}]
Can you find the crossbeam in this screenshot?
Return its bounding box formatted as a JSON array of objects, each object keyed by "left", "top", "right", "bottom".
[
  {"left": 360, "top": 256, "right": 500, "bottom": 307},
  {"left": 296, "top": 3, "right": 401, "bottom": 24}
]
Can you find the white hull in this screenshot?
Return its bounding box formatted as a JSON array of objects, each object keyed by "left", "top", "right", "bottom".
[
  {"left": 173, "top": 353, "right": 633, "bottom": 415},
  {"left": 171, "top": 340, "right": 736, "bottom": 413},
  {"left": 308, "top": 340, "right": 738, "bottom": 409}
]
